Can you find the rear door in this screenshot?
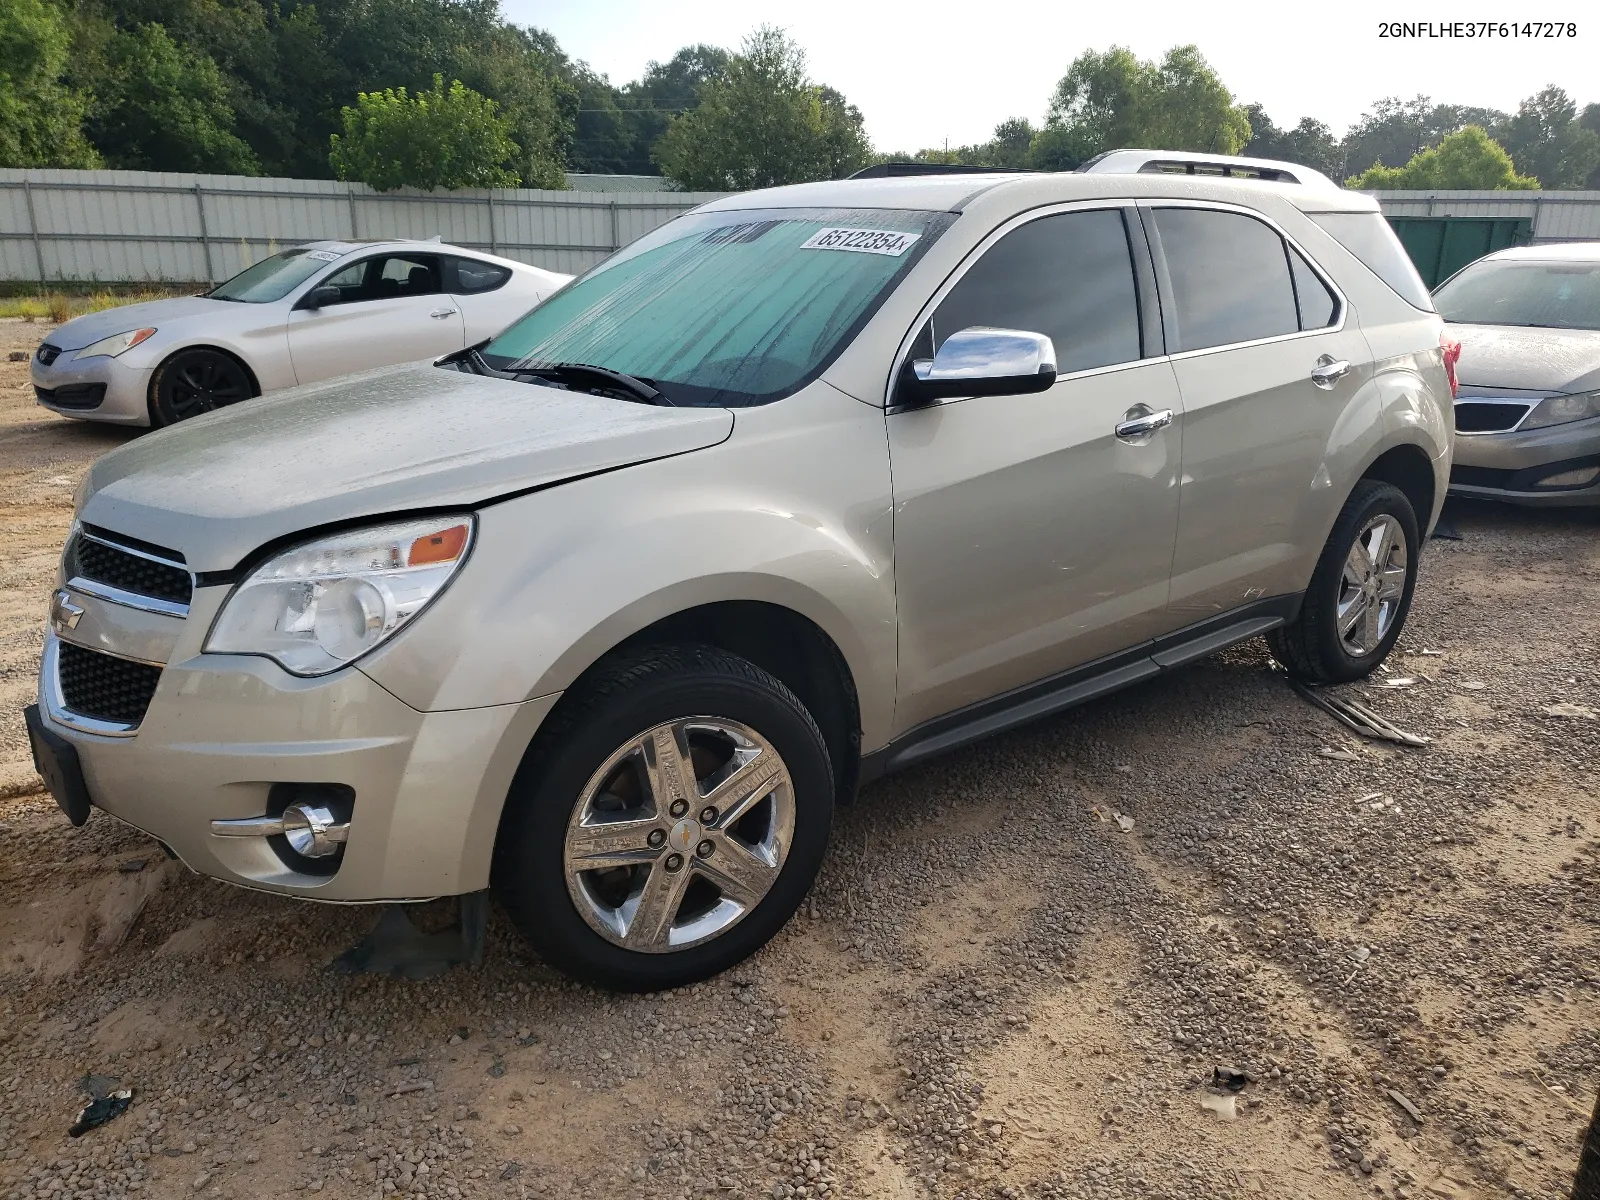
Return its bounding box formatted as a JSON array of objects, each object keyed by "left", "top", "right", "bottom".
[
  {"left": 1143, "top": 204, "right": 1371, "bottom": 624},
  {"left": 287, "top": 253, "right": 465, "bottom": 385},
  {"left": 887, "top": 205, "right": 1185, "bottom": 734}
]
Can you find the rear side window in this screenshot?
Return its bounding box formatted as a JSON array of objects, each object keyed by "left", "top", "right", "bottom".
[
  {"left": 1310, "top": 212, "right": 1435, "bottom": 312},
  {"left": 1289, "top": 247, "right": 1338, "bottom": 329},
  {"left": 930, "top": 208, "right": 1143, "bottom": 375},
  {"left": 1151, "top": 208, "right": 1298, "bottom": 352},
  {"left": 451, "top": 257, "right": 512, "bottom": 294}
]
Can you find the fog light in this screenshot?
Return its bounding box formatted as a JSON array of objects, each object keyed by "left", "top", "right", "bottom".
[
  {"left": 1536, "top": 466, "right": 1600, "bottom": 489},
  {"left": 280, "top": 802, "right": 349, "bottom": 858}
]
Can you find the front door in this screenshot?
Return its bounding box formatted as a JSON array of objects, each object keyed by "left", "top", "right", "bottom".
[
  {"left": 287, "top": 252, "right": 465, "bottom": 385},
  {"left": 1141, "top": 205, "right": 1373, "bottom": 622},
  {"left": 888, "top": 206, "right": 1184, "bottom": 735}
]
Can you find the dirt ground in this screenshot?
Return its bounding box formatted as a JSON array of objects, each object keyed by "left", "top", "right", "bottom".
[{"left": 0, "top": 315, "right": 1596, "bottom": 1200}]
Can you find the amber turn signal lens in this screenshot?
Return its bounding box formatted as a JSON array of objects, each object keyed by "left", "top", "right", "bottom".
[{"left": 408, "top": 523, "right": 469, "bottom": 566}]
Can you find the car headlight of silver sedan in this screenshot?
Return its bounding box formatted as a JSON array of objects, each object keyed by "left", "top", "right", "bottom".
[
  {"left": 206, "top": 516, "right": 475, "bottom": 676},
  {"left": 76, "top": 328, "right": 158, "bottom": 359},
  {"left": 1521, "top": 391, "right": 1600, "bottom": 430}
]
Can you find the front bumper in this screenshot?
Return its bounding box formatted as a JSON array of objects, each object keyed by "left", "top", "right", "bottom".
[
  {"left": 35, "top": 625, "right": 557, "bottom": 901},
  {"left": 1449, "top": 414, "right": 1600, "bottom": 507},
  {"left": 30, "top": 348, "right": 155, "bottom": 426}
]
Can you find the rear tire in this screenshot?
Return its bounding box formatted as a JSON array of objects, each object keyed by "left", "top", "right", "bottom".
[
  {"left": 494, "top": 644, "right": 834, "bottom": 992},
  {"left": 149, "top": 348, "right": 256, "bottom": 426},
  {"left": 1268, "top": 480, "right": 1420, "bottom": 683}
]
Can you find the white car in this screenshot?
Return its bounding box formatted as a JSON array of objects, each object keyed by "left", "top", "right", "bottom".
[{"left": 30, "top": 240, "right": 571, "bottom": 426}]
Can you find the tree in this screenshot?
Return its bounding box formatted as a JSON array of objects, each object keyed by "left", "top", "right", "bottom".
[
  {"left": 86, "top": 22, "right": 258, "bottom": 173},
  {"left": 655, "top": 27, "right": 871, "bottom": 190},
  {"left": 329, "top": 74, "right": 519, "bottom": 190},
  {"left": 1338, "top": 95, "right": 1507, "bottom": 178},
  {"left": 1347, "top": 126, "right": 1538, "bottom": 190},
  {"left": 1240, "top": 104, "right": 1341, "bottom": 177},
  {"left": 0, "top": 0, "right": 97, "bottom": 167},
  {"left": 1494, "top": 85, "right": 1600, "bottom": 189},
  {"left": 621, "top": 45, "right": 732, "bottom": 173},
  {"left": 1036, "top": 44, "right": 1249, "bottom": 170}
]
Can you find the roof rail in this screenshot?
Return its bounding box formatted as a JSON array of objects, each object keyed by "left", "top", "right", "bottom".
[
  {"left": 849, "top": 162, "right": 1028, "bottom": 179},
  {"left": 1076, "top": 149, "right": 1341, "bottom": 191}
]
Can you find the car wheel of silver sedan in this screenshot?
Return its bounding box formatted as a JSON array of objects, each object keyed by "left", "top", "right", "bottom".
[
  {"left": 1268, "top": 479, "right": 1421, "bottom": 683},
  {"left": 149, "top": 347, "right": 257, "bottom": 426},
  {"left": 495, "top": 645, "right": 833, "bottom": 991}
]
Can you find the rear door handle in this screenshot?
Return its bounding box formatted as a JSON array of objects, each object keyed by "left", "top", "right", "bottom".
[
  {"left": 429, "top": 308, "right": 458, "bottom": 320},
  {"left": 1311, "top": 356, "right": 1350, "bottom": 389},
  {"left": 1115, "top": 407, "right": 1174, "bottom": 441}
]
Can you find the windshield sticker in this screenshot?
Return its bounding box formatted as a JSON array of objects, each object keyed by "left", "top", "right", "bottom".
[
  {"left": 306, "top": 250, "right": 342, "bottom": 261},
  {"left": 800, "top": 227, "right": 921, "bottom": 256},
  {"left": 703, "top": 220, "right": 781, "bottom": 246}
]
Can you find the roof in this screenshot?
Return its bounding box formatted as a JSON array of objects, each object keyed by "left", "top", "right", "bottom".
[
  {"left": 1480, "top": 241, "right": 1600, "bottom": 263},
  {"left": 692, "top": 171, "right": 1377, "bottom": 216}
]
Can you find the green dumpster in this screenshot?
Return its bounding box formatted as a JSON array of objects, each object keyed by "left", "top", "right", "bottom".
[{"left": 1385, "top": 216, "right": 1533, "bottom": 289}]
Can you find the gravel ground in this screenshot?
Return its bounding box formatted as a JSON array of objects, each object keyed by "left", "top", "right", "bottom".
[{"left": 1, "top": 317, "right": 1596, "bottom": 1200}]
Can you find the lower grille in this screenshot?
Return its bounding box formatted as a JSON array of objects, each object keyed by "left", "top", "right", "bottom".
[
  {"left": 36, "top": 383, "right": 107, "bottom": 410},
  {"left": 1450, "top": 465, "right": 1513, "bottom": 489},
  {"left": 1454, "top": 401, "right": 1530, "bottom": 433},
  {"left": 56, "top": 642, "right": 162, "bottom": 727}
]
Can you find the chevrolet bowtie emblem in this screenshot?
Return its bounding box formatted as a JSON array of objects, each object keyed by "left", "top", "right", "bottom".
[{"left": 50, "top": 589, "right": 84, "bottom": 633}]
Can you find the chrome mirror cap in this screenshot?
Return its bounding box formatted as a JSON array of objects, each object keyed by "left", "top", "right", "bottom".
[{"left": 906, "top": 326, "right": 1057, "bottom": 403}]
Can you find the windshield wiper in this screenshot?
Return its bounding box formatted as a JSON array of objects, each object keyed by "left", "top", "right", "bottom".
[{"left": 519, "top": 362, "right": 667, "bottom": 405}]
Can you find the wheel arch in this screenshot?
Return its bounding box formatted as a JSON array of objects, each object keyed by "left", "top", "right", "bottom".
[
  {"left": 1358, "top": 441, "right": 1438, "bottom": 533},
  {"left": 146, "top": 343, "right": 263, "bottom": 423}
]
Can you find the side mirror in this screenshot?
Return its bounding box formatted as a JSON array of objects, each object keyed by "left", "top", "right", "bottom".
[
  {"left": 301, "top": 285, "right": 341, "bottom": 310},
  {"left": 902, "top": 327, "right": 1057, "bottom": 405}
]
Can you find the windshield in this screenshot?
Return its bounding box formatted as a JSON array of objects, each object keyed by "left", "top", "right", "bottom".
[
  {"left": 1434, "top": 259, "right": 1600, "bottom": 330},
  {"left": 208, "top": 248, "right": 341, "bottom": 303},
  {"left": 481, "top": 206, "right": 953, "bottom": 406}
]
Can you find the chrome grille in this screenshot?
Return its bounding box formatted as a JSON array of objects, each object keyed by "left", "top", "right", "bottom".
[
  {"left": 56, "top": 642, "right": 162, "bottom": 727},
  {"left": 66, "top": 529, "right": 192, "bottom": 609},
  {"left": 1454, "top": 401, "right": 1531, "bottom": 434}
]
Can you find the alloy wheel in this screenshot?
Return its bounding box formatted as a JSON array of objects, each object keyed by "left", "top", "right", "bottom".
[
  {"left": 164, "top": 353, "right": 250, "bottom": 419},
  {"left": 1336, "top": 513, "right": 1408, "bottom": 657},
  {"left": 562, "top": 717, "right": 795, "bottom": 953}
]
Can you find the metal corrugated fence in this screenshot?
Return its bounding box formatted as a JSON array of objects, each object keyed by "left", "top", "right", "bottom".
[
  {"left": 0, "top": 169, "right": 733, "bottom": 284},
  {"left": 1373, "top": 190, "right": 1600, "bottom": 243}
]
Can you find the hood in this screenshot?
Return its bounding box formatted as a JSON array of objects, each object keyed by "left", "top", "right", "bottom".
[
  {"left": 79, "top": 362, "right": 733, "bottom": 572},
  {"left": 49, "top": 296, "right": 228, "bottom": 351},
  {"left": 1446, "top": 322, "right": 1600, "bottom": 394}
]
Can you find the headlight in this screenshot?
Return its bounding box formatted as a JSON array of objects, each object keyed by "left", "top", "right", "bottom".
[
  {"left": 1522, "top": 391, "right": 1600, "bottom": 430},
  {"left": 205, "top": 516, "right": 474, "bottom": 676},
  {"left": 76, "top": 328, "right": 157, "bottom": 359}
]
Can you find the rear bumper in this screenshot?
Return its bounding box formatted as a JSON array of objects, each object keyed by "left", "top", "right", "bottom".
[
  {"left": 1449, "top": 416, "right": 1600, "bottom": 506},
  {"left": 35, "top": 632, "right": 557, "bottom": 900}
]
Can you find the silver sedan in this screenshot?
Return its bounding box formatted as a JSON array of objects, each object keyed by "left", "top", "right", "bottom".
[{"left": 29, "top": 240, "right": 571, "bottom": 426}]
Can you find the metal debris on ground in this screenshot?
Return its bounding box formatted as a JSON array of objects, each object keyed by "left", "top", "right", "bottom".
[
  {"left": 1373, "top": 676, "right": 1419, "bottom": 689},
  {"left": 68, "top": 1089, "right": 132, "bottom": 1137},
  {"left": 1291, "top": 681, "right": 1431, "bottom": 748},
  {"left": 1198, "top": 1090, "right": 1238, "bottom": 1120},
  {"left": 1211, "top": 1067, "right": 1250, "bottom": 1092},
  {"left": 1318, "top": 746, "right": 1361, "bottom": 761},
  {"left": 1459, "top": 681, "right": 1486, "bottom": 691},
  {"left": 1543, "top": 703, "right": 1597, "bottom": 720},
  {"left": 1114, "top": 812, "right": 1135, "bottom": 833},
  {"left": 1386, "top": 1088, "right": 1424, "bottom": 1124}
]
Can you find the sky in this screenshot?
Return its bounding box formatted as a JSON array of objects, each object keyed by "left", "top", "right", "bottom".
[{"left": 503, "top": 0, "right": 1596, "bottom": 152}]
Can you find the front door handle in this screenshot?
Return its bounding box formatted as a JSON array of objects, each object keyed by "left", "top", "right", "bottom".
[
  {"left": 429, "top": 308, "right": 458, "bottom": 320},
  {"left": 1115, "top": 406, "right": 1174, "bottom": 441},
  {"left": 1311, "top": 356, "right": 1351, "bottom": 389}
]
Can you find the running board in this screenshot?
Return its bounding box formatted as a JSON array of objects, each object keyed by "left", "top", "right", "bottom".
[{"left": 859, "top": 598, "right": 1295, "bottom": 782}]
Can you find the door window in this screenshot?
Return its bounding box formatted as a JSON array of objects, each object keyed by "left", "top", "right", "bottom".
[
  {"left": 1151, "top": 208, "right": 1299, "bottom": 352},
  {"left": 449, "top": 257, "right": 512, "bottom": 294},
  {"left": 310, "top": 254, "right": 444, "bottom": 306},
  {"left": 1288, "top": 247, "right": 1338, "bottom": 329},
  {"left": 928, "top": 208, "right": 1144, "bottom": 375}
]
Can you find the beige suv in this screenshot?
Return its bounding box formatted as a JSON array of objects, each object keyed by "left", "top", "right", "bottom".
[{"left": 26, "top": 154, "right": 1454, "bottom": 990}]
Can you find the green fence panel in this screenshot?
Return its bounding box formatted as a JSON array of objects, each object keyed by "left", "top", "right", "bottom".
[{"left": 1386, "top": 216, "right": 1533, "bottom": 288}]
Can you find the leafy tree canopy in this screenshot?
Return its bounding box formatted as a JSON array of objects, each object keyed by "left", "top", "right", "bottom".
[
  {"left": 654, "top": 27, "right": 871, "bottom": 190},
  {"left": 1348, "top": 126, "right": 1538, "bottom": 190},
  {"left": 329, "top": 74, "right": 518, "bottom": 191},
  {"left": 1239, "top": 104, "right": 1341, "bottom": 178},
  {"left": 0, "top": 0, "right": 98, "bottom": 167},
  {"left": 1494, "top": 85, "right": 1600, "bottom": 190}
]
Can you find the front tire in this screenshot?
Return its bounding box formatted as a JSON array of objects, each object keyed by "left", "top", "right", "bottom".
[
  {"left": 1268, "top": 479, "right": 1420, "bottom": 683},
  {"left": 494, "top": 645, "right": 834, "bottom": 991},
  {"left": 149, "top": 348, "right": 256, "bottom": 426}
]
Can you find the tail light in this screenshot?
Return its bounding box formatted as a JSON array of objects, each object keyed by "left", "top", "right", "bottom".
[{"left": 1440, "top": 331, "right": 1461, "bottom": 400}]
